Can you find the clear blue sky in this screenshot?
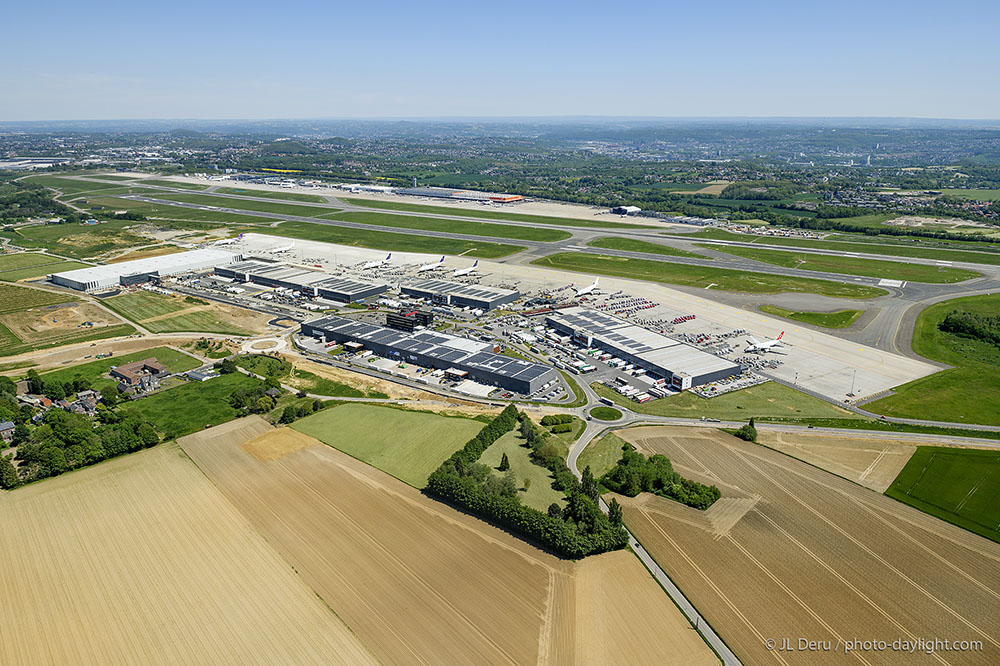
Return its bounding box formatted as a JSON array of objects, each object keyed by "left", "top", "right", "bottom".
[{"left": 4, "top": 0, "right": 998, "bottom": 121}]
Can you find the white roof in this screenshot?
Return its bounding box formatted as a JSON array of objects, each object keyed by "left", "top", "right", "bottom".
[{"left": 50, "top": 248, "right": 238, "bottom": 284}]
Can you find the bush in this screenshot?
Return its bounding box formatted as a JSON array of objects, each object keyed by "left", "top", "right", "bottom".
[
  {"left": 541, "top": 414, "right": 574, "bottom": 426},
  {"left": 550, "top": 423, "right": 573, "bottom": 434},
  {"left": 601, "top": 442, "right": 721, "bottom": 510},
  {"left": 734, "top": 424, "right": 757, "bottom": 442}
]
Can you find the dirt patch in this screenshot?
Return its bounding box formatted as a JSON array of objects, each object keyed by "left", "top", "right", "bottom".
[
  {"left": 108, "top": 245, "right": 185, "bottom": 263},
  {"left": 250, "top": 339, "right": 279, "bottom": 350},
  {"left": 0, "top": 303, "right": 125, "bottom": 342},
  {"left": 241, "top": 427, "right": 318, "bottom": 461}
]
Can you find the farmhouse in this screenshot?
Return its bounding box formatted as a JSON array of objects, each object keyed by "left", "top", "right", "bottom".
[{"left": 0, "top": 421, "right": 15, "bottom": 443}]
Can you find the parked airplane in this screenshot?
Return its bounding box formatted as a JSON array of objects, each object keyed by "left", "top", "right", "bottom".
[
  {"left": 270, "top": 242, "right": 295, "bottom": 254},
  {"left": 418, "top": 256, "right": 446, "bottom": 272},
  {"left": 363, "top": 253, "right": 391, "bottom": 270},
  {"left": 746, "top": 331, "right": 786, "bottom": 353},
  {"left": 453, "top": 260, "right": 479, "bottom": 277},
  {"left": 214, "top": 233, "right": 244, "bottom": 246},
  {"left": 575, "top": 277, "right": 599, "bottom": 296}
]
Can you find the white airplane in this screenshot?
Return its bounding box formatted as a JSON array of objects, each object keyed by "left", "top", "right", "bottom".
[
  {"left": 270, "top": 242, "right": 295, "bottom": 254},
  {"left": 214, "top": 233, "right": 244, "bottom": 246},
  {"left": 362, "top": 253, "right": 392, "bottom": 270},
  {"left": 453, "top": 260, "right": 479, "bottom": 277},
  {"left": 746, "top": 331, "right": 786, "bottom": 354},
  {"left": 575, "top": 277, "right": 599, "bottom": 296},
  {"left": 418, "top": 256, "right": 446, "bottom": 272}
]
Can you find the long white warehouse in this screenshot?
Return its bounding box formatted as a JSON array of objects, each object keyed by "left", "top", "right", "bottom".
[{"left": 48, "top": 248, "right": 241, "bottom": 292}]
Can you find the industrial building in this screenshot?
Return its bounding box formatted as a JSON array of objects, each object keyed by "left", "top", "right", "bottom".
[
  {"left": 216, "top": 260, "right": 387, "bottom": 302},
  {"left": 546, "top": 307, "right": 741, "bottom": 390},
  {"left": 396, "top": 186, "right": 523, "bottom": 203},
  {"left": 49, "top": 248, "right": 240, "bottom": 292},
  {"left": 386, "top": 309, "right": 434, "bottom": 332},
  {"left": 301, "top": 315, "right": 558, "bottom": 394},
  {"left": 401, "top": 279, "right": 519, "bottom": 311}
]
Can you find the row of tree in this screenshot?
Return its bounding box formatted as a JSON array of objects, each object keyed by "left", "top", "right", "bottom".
[
  {"left": 601, "top": 442, "right": 721, "bottom": 510},
  {"left": 939, "top": 310, "right": 1000, "bottom": 349},
  {"left": 426, "top": 406, "right": 628, "bottom": 559}
]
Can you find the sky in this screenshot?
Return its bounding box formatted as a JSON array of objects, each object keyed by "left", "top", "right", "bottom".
[{"left": 4, "top": 0, "right": 999, "bottom": 121}]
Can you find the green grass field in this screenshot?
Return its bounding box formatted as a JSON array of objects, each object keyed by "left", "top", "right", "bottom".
[
  {"left": 0, "top": 283, "right": 75, "bottom": 314},
  {"left": 139, "top": 179, "right": 209, "bottom": 190},
  {"left": 590, "top": 406, "right": 623, "bottom": 421},
  {"left": 322, "top": 210, "right": 571, "bottom": 242},
  {"left": 84, "top": 197, "right": 273, "bottom": 227},
  {"left": 938, "top": 189, "right": 1000, "bottom": 201},
  {"left": 23, "top": 175, "right": 135, "bottom": 196},
  {"left": 0, "top": 220, "right": 151, "bottom": 259},
  {"left": 233, "top": 354, "right": 381, "bottom": 398},
  {"left": 479, "top": 429, "right": 566, "bottom": 511},
  {"left": 291, "top": 403, "right": 484, "bottom": 487},
  {"left": 0, "top": 261, "right": 89, "bottom": 282},
  {"left": 532, "top": 252, "right": 888, "bottom": 299},
  {"left": 758, "top": 304, "right": 863, "bottom": 328},
  {"left": 131, "top": 372, "right": 262, "bottom": 439},
  {"left": 591, "top": 381, "right": 855, "bottom": 421},
  {"left": 579, "top": 432, "right": 630, "bottom": 480},
  {"left": 102, "top": 291, "right": 187, "bottom": 321},
  {"left": 155, "top": 192, "right": 340, "bottom": 217},
  {"left": 681, "top": 228, "right": 1000, "bottom": 266},
  {"left": 215, "top": 187, "right": 326, "bottom": 203},
  {"left": 142, "top": 311, "right": 250, "bottom": 335},
  {"left": 699, "top": 244, "right": 980, "bottom": 283},
  {"left": 237, "top": 220, "right": 523, "bottom": 258},
  {"left": 865, "top": 294, "right": 1000, "bottom": 426},
  {"left": 89, "top": 174, "right": 138, "bottom": 181},
  {"left": 886, "top": 446, "right": 1000, "bottom": 543},
  {"left": 38, "top": 346, "right": 201, "bottom": 391},
  {"left": 0, "top": 253, "right": 67, "bottom": 271},
  {"left": 340, "top": 197, "right": 649, "bottom": 230},
  {"left": 587, "top": 236, "right": 708, "bottom": 258}
]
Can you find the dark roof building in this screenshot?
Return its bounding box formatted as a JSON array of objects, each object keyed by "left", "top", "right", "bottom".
[{"left": 401, "top": 279, "right": 519, "bottom": 311}]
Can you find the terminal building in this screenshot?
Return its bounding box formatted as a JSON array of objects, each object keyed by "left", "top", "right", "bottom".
[
  {"left": 216, "top": 260, "right": 387, "bottom": 302},
  {"left": 49, "top": 248, "right": 240, "bottom": 292},
  {"left": 301, "top": 315, "right": 557, "bottom": 394},
  {"left": 396, "top": 186, "right": 523, "bottom": 203},
  {"left": 545, "top": 307, "right": 741, "bottom": 390},
  {"left": 401, "top": 279, "right": 519, "bottom": 311}
]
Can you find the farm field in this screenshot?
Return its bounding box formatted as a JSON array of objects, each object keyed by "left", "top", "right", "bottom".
[
  {"left": 616, "top": 426, "right": 1000, "bottom": 666},
  {"left": 322, "top": 210, "right": 572, "bottom": 242},
  {"left": 38, "top": 345, "right": 200, "bottom": 390},
  {"left": 758, "top": 304, "right": 863, "bottom": 328},
  {"left": 0, "top": 440, "right": 379, "bottom": 666},
  {"left": 102, "top": 290, "right": 265, "bottom": 335},
  {"left": 756, "top": 430, "right": 917, "bottom": 492},
  {"left": 532, "top": 252, "right": 888, "bottom": 299},
  {"left": 291, "top": 403, "right": 484, "bottom": 487},
  {"left": 939, "top": 188, "right": 1000, "bottom": 201},
  {"left": 340, "top": 196, "right": 649, "bottom": 229},
  {"left": 866, "top": 294, "right": 1000, "bottom": 426},
  {"left": 237, "top": 219, "right": 524, "bottom": 258},
  {"left": 215, "top": 186, "right": 327, "bottom": 202},
  {"left": 586, "top": 236, "right": 708, "bottom": 258},
  {"left": 0, "top": 219, "right": 151, "bottom": 258},
  {"left": 698, "top": 243, "right": 981, "bottom": 283},
  {"left": 0, "top": 260, "right": 89, "bottom": 281},
  {"left": 479, "top": 429, "right": 566, "bottom": 511},
  {"left": 155, "top": 192, "right": 341, "bottom": 217},
  {"left": 886, "top": 446, "right": 1000, "bottom": 544},
  {"left": 0, "top": 283, "right": 74, "bottom": 313},
  {"left": 179, "top": 418, "right": 718, "bottom": 666},
  {"left": 680, "top": 228, "right": 1000, "bottom": 266},
  {"left": 591, "top": 381, "right": 855, "bottom": 421}
]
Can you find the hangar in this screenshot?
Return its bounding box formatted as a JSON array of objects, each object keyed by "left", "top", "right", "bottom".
[
  {"left": 216, "top": 260, "right": 387, "bottom": 302},
  {"left": 546, "top": 307, "right": 741, "bottom": 390},
  {"left": 49, "top": 248, "right": 240, "bottom": 292},
  {"left": 401, "top": 279, "right": 519, "bottom": 311},
  {"left": 301, "top": 315, "right": 557, "bottom": 394}
]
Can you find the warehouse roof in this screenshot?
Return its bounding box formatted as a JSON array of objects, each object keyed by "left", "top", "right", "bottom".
[
  {"left": 403, "top": 278, "right": 518, "bottom": 301},
  {"left": 547, "top": 307, "right": 739, "bottom": 378},
  {"left": 50, "top": 248, "right": 239, "bottom": 284}
]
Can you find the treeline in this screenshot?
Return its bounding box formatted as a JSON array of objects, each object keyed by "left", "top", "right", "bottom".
[
  {"left": 601, "top": 442, "right": 721, "bottom": 510},
  {"left": 426, "top": 405, "right": 627, "bottom": 559},
  {"left": 0, "top": 188, "right": 74, "bottom": 223},
  {"left": 720, "top": 181, "right": 802, "bottom": 201},
  {"left": 940, "top": 310, "right": 1000, "bottom": 349},
  {"left": 4, "top": 407, "right": 159, "bottom": 488}
]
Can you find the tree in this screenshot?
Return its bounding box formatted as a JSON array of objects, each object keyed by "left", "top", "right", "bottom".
[
  {"left": 26, "top": 370, "right": 43, "bottom": 395},
  {"left": 216, "top": 358, "right": 237, "bottom": 374},
  {"left": 279, "top": 405, "right": 298, "bottom": 424},
  {"left": 100, "top": 386, "right": 120, "bottom": 408},
  {"left": 498, "top": 452, "right": 510, "bottom": 472},
  {"left": 608, "top": 497, "right": 623, "bottom": 527},
  {"left": 0, "top": 454, "right": 19, "bottom": 489},
  {"left": 748, "top": 417, "right": 756, "bottom": 428},
  {"left": 581, "top": 466, "right": 599, "bottom": 501},
  {"left": 548, "top": 502, "right": 562, "bottom": 518},
  {"left": 0, "top": 376, "right": 16, "bottom": 396},
  {"left": 734, "top": 423, "right": 757, "bottom": 443},
  {"left": 12, "top": 423, "right": 29, "bottom": 444},
  {"left": 523, "top": 478, "right": 531, "bottom": 491},
  {"left": 44, "top": 381, "right": 66, "bottom": 401}
]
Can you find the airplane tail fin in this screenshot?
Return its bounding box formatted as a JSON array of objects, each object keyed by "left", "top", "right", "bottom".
[
  {"left": 386, "top": 253, "right": 391, "bottom": 260},
  {"left": 777, "top": 331, "right": 784, "bottom": 340},
  {"left": 472, "top": 260, "right": 478, "bottom": 267}
]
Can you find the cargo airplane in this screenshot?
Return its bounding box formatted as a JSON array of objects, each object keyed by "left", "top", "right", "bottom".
[
  {"left": 214, "top": 233, "right": 244, "bottom": 246},
  {"left": 746, "top": 331, "right": 786, "bottom": 353},
  {"left": 270, "top": 242, "right": 295, "bottom": 254},
  {"left": 453, "top": 260, "right": 479, "bottom": 277},
  {"left": 575, "top": 278, "right": 599, "bottom": 296},
  {"left": 363, "top": 253, "right": 391, "bottom": 270},
  {"left": 418, "top": 256, "right": 446, "bottom": 272}
]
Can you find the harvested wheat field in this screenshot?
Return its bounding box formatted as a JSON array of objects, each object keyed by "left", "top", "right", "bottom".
[
  {"left": 613, "top": 426, "right": 1000, "bottom": 666},
  {"left": 179, "top": 419, "right": 717, "bottom": 666},
  {"left": 757, "top": 430, "right": 918, "bottom": 492},
  {"left": 1, "top": 302, "right": 125, "bottom": 341},
  {"left": 0, "top": 438, "right": 379, "bottom": 666}
]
